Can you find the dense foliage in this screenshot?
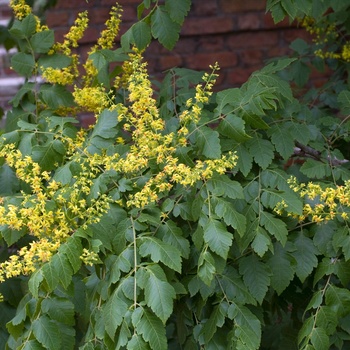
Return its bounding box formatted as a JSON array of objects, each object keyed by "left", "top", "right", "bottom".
[{"left": 1, "top": 0, "right": 350, "bottom": 349}]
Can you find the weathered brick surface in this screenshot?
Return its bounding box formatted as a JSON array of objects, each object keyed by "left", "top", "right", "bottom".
[{"left": 0, "top": 0, "right": 316, "bottom": 125}]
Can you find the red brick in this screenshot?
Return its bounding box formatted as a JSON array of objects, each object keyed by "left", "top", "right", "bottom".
[
  {"left": 46, "top": 11, "right": 70, "bottom": 28},
  {"left": 158, "top": 54, "right": 184, "bottom": 71},
  {"left": 191, "top": 1, "right": 218, "bottom": 16},
  {"left": 186, "top": 52, "right": 238, "bottom": 70},
  {"left": 227, "top": 31, "right": 279, "bottom": 49},
  {"left": 282, "top": 28, "right": 312, "bottom": 44},
  {"left": 237, "top": 13, "right": 262, "bottom": 30},
  {"left": 220, "top": 0, "right": 266, "bottom": 13},
  {"left": 240, "top": 49, "right": 263, "bottom": 65},
  {"left": 197, "top": 36, "right": 225, "bottom": 53},
  {"left": 263, "top": 12, "right": 294, "bottom": 29},
  {"left": 88, "top": 7, "right": 111, "bottom": 25},
  {"left": 227, "top": 65, "right": 261, "bottom": 85},
  {"left": 181, "top": 17, "right": 233, "bottom": 36}
]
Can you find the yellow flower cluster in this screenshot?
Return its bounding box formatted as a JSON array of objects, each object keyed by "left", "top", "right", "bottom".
[
  {"left": 10, "top": 0, "right": 31, "bottom": 19},
  {"left": 0, "top": 141, "right": 111, "bottom": 282},
  {"left": 73, "top": 85, "right": 111, "bottom": 113},
  {"left": 286, "top": 176, "right": 350, "bottom": 222},
  {"left": 300, "top": 16, "right": 350, "bottom": 62}
]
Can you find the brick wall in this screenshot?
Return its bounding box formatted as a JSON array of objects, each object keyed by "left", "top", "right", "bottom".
[{"left": 0, "top": 0, "right": 312, "bottom": 116}]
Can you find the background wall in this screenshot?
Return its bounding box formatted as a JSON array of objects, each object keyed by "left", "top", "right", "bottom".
[{"left": 0, "top": 0, "right": 313, "bottom": 115}]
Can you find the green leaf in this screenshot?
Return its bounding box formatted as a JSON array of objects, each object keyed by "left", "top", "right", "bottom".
[
  {"left": 22, "top": 340, "right": 45, "bottom": 350},
  {"left": 203, "top": 218, "right": 233, "bottom": 259},
  {"left": 260, "top": 211, "right": 288, "bottom": 246},
  {"left": 310, "top": 327, "right": 329, "bottom": 350},
  {"left": 228, "top": 303, "right": 261, "bottom": 349},
  {"left": 41, "top": 298, "right": 75, "bottom": 326},
  {"left": 11, "top": 52, "right": 35, "bottom": 78},
  {"left": 268, "top": 124, "right": 295, "bottom": 159},
  {"left": 103, "top": 289, "right": 128, "bottom": 339},
  {"left": 28, "top": 269, "right": 44, "bottom": 298},
  {"left": 291, "top": 232, "right": 319, "bottom": 282},
  {"left": 267, "top": 243, "right": 295, "bottom": 295},
  {"left": 217, "top": 266, "right": 257, "bottom": 305},
  {"left": 32, "top": 315, "right": 61, "bottom": 350},
  {"left": 30, "top": 30, "right": 54, "bottom": 53},
  {"left": 38, "top": 53, "right": 72, "bottom": 70},
  {"left": 338, "top": 90, "right": 350, "bottom": 115},
  {"left": 144, "top": 265, "right": 176, "bottom": 323},
  {"left": 300, "top": 159, "right": 331, "bottom": 179},
  {"left": 50, "top": 253, "right": 73, "bottom": 289},
  {"left": 134, "top": 308, "right": 167, "bottom": 349},
  {"left": 215, "top": 88, "right": 242, "bottom": 115},
  {"left": 247, "top": 137, "right": 275, "bottom": 169},
  {"left": 251, "top": 227, "right": 271, "bottom": 257},
  {"left": 90, "top": 109, "right": 118, "bottom": 139},
  {"left": 132, "top": 21, "right": 152, "bottom": 50},
  {"left": 234, "top": 143, "right": 253, "bottom": 176},
  {"left": 9, "top": 14, "right": 37, "bottom": 39},
  {"left": 58, "top": 235, "right": 82, "bottom": 273},
  {"left": 158, "top": 221, "right": 190, "bottom": 259},
  {"left": 218, "top": 114, "right": 251, "bottom": 142},
  {"left": 42, "top": 261, "right": 59, "bottom": 292},
  {"left": 165, "top": 0, "right": 191, "bottom": 24},
  {"left": 139, "top": 237, "right": 182, "bottom": 272},
  {"left": 200, "top": 303, "right": 227, "bottom": 343},
  {"left": 40, "top": 84, "right": 74, "bottom": 109},
  {"left": 127, "top": 334, "right": 150, "bottom": 350},
  {"left": 0, "top": 164, "right": 19, "bottom": 195},
  {"left": 239, "top": 254, "right": 271, "bottom": 304},
  {"left": 151, "top": 7, "right": 180, "bottom": 50},
  {"left": 198, "top": 250, "right": 216, "bottom": 286},
  {"left": 31, "top": 142, "right": 63, "bottom": 171},
  {"left": 214, "top": 198, "right": 246, "bottom": 236},
  {"left": 207, "top": 174, "right": 244, "bottom": 199},
  {"left": 193, "top": 126, "right": 221, "bottom": 159}
]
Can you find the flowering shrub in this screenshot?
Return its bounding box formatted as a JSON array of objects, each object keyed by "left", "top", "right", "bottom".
[{"left": 0, "top": 0, "right": 350, "bottom": 349}]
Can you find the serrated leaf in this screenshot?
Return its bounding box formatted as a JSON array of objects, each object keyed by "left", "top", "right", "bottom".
[
  {"left": 338, "top": 90, "right": 350, "bottom": 115},
  {"left": 218, "top": 114, "right": 251, "bottom": 142},
  {"left": 28, "top": 269, "right": 44, "bottom": 298},
  {"left": 32, "top": 316, "right": 61, "bottom": 350},
  {"left": 41, "top": 298, "right": 75, "bottom": 326},
  {"left": 291, "top": 232, "right": 319, "bottom": 282},
  {"left": 193, "top": 126, "right": 221, "bottom": 159},
  {"left": 310, "top": 327, "right": 329, "bottom": 350},
  {"left": 32, "top": 142, "right": 63, "bottom": 171},
  {"left": 22, "top": 340, "right": 45, "bottom": 350},
  {"left": 135, "top": 308, "right": 167, "bottom": 349},
  {"left": 11, "top": 52, "right": 35, "bottom": 78},
  {"left": 201, "top": 303, "right": 227, "bottom": 343},
  {"left": 30, "top": 30, "right": 54, "bottom": 53},
  {"left": 251, "top": 227, "right": 271, "bottom": 257},
  {"left": 103, "top": 289, "right": 128, "bottom": 339},
  {"left": 132, "top": 21, "right": 152, "bottom": 50},
  {"left": 234, "top": 143, "right": 253, "bottom": 176},
  {"left": 268, "top": 124, "right": 295, "bottom": 159},
  {"left": 58, "top": 235, "right": 82, "bottom": 273},
  {"left": 151, "top": 7, "right": 180, "bottom": 50},
  {"left": 228, "top": 303, "right": 261, "bottom": 349},
  {"left": 40, "top": 84, "right": 74, "bottom": 109},
  {"left": 247, "top": 137, "right": 274, "bottom": 169},
  {"left": 144, "top": 265, "right": 176, "bottom": 323},
  {"left": 203, "top": 218, "right": 233, "bottom": 259},
  {"left": 139, "top": 237, "right": 182, "bottom": 272},
  {"left": 127, "top": 334, "right": 149, "bottom": 350},
  {"left": 217, "top": 266, "right": 256, "bottom": 304},
  {"left": 158, "top": 221, "right": 190, "bottom": 259},
  {"left": 198, "top": 250, "right": 216, "bottom": 286},
  {"left": 267, "top": 243, "right": 295, "bottom": 294},
  {"left": 165, "top": 0, "right": 191, "bottom": 24},
  {"left": 214, "top": 198, "right": 246, "bottom": 236},
  {"left": 260, "top": 211, "right": 288, "bottom": 245},
  {"left": 42, "top": 261, "right": 59, "bottom": 292},
  {"left": 50, "top": 252, "right": 73, "bottom": 289},
  {"left": 300, "top": 159, "right": 331, "bottom": 179},
  {"left": 207, "top": 174, "right": 244, "bottom": 199},
  {"left": 91, "top": 109, "right": 118, "bottom": 139},
  {"left": 239, "top": 254, "right": 271, "bottom": 304},
  {"left": 0, "top": 164, "right": 19, "bottom": 195}
]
